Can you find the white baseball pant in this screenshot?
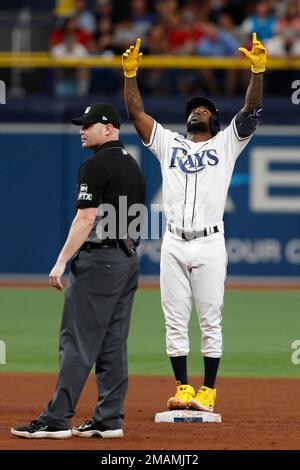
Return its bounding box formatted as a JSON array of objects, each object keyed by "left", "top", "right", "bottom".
[{"left": 160, "top": 229, "right": 227, "bottom": 358}]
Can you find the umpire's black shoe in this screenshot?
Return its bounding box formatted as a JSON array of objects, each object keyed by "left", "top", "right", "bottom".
[
  {"left": 72, "top": 420, "right": 123, "bottom": 439},
  {"left": 11, "top": 420, "right": 72, "bottom": 439}
]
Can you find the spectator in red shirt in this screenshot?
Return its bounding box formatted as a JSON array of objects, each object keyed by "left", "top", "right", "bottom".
[
  {"left": 50, "top": 17, "right": 90, "bottom": 96},
  {"left": 49, "top": 16, "right": 91, "bottom": 49}
]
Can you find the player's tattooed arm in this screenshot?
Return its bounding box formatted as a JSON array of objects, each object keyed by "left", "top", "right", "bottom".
[
  {"left": 241, "top": 72, "right": 263, "bottom": 113},
  {"left": 124, "top": 77, "right": 145, "bottom": 116},
  {"left": 235, "top": 73, "right": 263, "bottom": 137},
  {"left": 124, "top": 77, "right": 154, "bottom": 144}
]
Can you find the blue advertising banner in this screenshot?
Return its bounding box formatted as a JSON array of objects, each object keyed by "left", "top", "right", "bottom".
[{"left": 0, "top": 124, "right": 299, "bottom": 280}]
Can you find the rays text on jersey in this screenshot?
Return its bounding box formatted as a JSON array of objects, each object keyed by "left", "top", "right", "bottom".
[{"left": 169, "top": 147, "right": 219, "bottom": 174}]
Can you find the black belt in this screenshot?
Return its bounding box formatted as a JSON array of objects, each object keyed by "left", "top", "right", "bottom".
[
  {"left": 168, "top": 224, "right": 220, "bottom": 240},
  {"left": 80, "top": 241, "right": 119, "bottom": 251}
]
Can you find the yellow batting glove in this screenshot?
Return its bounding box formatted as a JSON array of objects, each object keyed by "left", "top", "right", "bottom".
[
  {"left": 122, "top": 38, "right": 143, "bottom": 78},
  {"left": 239, "top": 32, "right": 267, "bottom": 73}
]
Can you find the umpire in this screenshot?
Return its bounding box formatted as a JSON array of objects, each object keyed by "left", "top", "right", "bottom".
[{"left": 11, "top": 103, "right": 145, "bottom": 440}]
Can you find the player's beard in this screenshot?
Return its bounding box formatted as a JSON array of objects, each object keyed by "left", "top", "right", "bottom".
[{"left": 187, "top": 120, "right": 210, "bottom": 134}]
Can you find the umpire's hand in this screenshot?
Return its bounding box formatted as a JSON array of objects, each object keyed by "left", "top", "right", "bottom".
[{"left": 49, "top": 260, "right": 66, "bottom": 291}]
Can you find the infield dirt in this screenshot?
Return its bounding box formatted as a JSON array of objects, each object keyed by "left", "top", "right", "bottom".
[{"left": 1, "top": 374, "right": 300, "bottom": 450}]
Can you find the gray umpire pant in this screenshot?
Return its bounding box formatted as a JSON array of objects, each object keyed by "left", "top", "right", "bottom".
[{"left": 39, "top": 246, "right": 139, "bottom": 430}]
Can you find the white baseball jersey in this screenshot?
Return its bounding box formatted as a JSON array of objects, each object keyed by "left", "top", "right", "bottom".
[{"left": 144, "top": 116, "right": 252, "bottom": 230}]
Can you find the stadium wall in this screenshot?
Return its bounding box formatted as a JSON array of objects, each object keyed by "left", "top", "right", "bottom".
[{"left": 0, "top": 123, "right": 299, "bottom": 282}]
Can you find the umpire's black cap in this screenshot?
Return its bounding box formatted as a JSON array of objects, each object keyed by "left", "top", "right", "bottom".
[
  {"left": 71, "top": 103, "right": 121, "bottom": 129},
  {"left": 186, "top": 97, "right": 219, "bottom": 120}
]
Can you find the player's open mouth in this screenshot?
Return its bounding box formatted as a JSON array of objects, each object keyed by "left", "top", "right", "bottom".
[{"left": 190, "top": 116, "right": 202, "bottom": 123}]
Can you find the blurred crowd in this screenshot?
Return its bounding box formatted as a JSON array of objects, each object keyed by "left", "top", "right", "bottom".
[{"left": 48, "top": 0, "right": 300, "bottom": 96}]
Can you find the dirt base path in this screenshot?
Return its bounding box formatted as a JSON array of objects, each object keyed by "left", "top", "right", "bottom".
[{"left": 1, "top": 374, "right": 299, "bottom": 450}]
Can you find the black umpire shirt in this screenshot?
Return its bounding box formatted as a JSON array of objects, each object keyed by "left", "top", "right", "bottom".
[{"left": 76, "top": 140, "right": 145, "bottom": 243}]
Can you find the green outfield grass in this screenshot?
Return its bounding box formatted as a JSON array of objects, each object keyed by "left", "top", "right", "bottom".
[{"left": 0, "top": 288, "right": 299, "bottom": 377}]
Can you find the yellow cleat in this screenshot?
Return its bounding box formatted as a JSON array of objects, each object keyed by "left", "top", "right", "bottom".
[
  {"left": 167, "top": 382, "right": 195, "bottom": 410},
  {"left": 188, "top": 386, "right": 217, "bottom": 412}
]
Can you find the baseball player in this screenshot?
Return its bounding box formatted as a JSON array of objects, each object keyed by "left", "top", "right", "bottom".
[{"left": 122, "top": 34, "right": 267, "bottom": 412}]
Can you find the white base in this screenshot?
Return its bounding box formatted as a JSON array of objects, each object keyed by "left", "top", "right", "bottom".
[{"left": 155, "top": 410, "right": 222, "bottom": 423}]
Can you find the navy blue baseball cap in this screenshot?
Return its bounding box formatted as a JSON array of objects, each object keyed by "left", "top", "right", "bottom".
[
  {"left": 71, "top": 103, "right": 121, "bottom": 129},
  {"left": 186, "top": 97, "right": 219, "bottom": 120}
]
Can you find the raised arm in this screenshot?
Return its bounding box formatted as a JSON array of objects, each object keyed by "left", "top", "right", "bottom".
[
  {"left": 229, "top": 33, "right": 267, "bottom": 138},
  {"left": 122, "top": 38, "right": 154, "bottom": 144},
  {"left": 242, "top": 72, "right": 263, "bottom": 112},
  {"left": 239, "top": 33, "right": 266, "bottom": 112}
]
